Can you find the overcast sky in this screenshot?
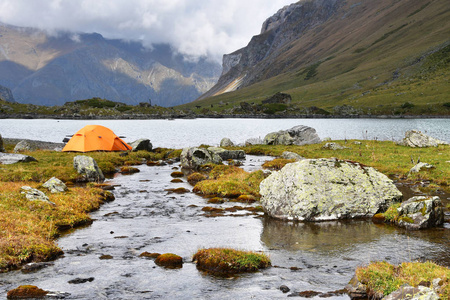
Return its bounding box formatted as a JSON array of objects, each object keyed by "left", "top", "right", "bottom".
[{"left": 0, "top": 0, "right": 296, "bottom": 61}]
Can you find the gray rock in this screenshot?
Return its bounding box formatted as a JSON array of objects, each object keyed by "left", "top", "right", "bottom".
[
  {"left": 397, "top": 130, "right": 449, "bottom": 148},
  {"left": 260, "top": 158, "right": 402, "bottom": 221},
  {"left": 245, "top": 137, "right": 263, "bottom": 146},
  {"left": 207, "top": 147, "right": 245, "bottom": 160},
  {"left": 180, "top": 147, "right": 223, "bottom": 169},
  {"left": 322, "top": 142, "right": 349, "bottom": 150},
  {"left": 263, "top": 125, "right": 321, "bottom": 146},
  {"left": 129, "top": 139, "right": 152, "bottom": 152},
  {"left": 0, "top": 152, "right": 37, "bottom": 164},
  {"left": 43, "top": 177, "right": 68, "bottom": 193},
  {"left": 21, "top": 186, "right": 55, "bottom": 205},
  {"left": 0, "top": 133, "right": 4, "bottom": 152},
  {"left": 14, "top": 140, "right": 38, "bottom": 152},
  {"left": 383, "top": 285, "right": 439, "bottom": 300},
  {"left": 22, "top": 262, "right": 54, "bottom": 273},
  {"left": 408, "top": 162, "right": 435, "bottom": 175},
  {"left": 281, "top": 151, "right": 304, "bottom": 161},
  {"left": 73, "top": 155, "right": 105, "bottom": 182},
  {"left": 220, "top": 138, "right": 234, "bottom": 147},
  {"left": 396, "top": 196, "right": 444, "bottom": 230}
]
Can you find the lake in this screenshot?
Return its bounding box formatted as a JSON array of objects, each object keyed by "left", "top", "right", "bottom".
[{"left": 0, "top": 118, "right": 449, "bottom": 148}]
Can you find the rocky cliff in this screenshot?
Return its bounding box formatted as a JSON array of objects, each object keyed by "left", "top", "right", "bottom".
[
  {"left": 0, "top": 85, "right": 14, "bottom": 102},
  {"left": 0, "top": 24, "right": 221, "bottom": 107}
]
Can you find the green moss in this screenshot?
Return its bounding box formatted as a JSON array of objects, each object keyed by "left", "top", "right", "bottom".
[
  {"left": 382, "top": 203, "right": 401, "bottom": 222},
  {"left": 399, "top": 216, "right": 414, "bottom": 224}
]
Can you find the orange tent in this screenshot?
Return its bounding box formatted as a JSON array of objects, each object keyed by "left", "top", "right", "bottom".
[{"left": 62, "top": 125, "right": 132, "bottom": 152}]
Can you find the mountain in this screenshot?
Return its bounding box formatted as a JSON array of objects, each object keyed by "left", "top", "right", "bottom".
[
  {"left": 0, "top": 24, "right": 221, "bottom": 107},
  {"left": 193, "top": 0, "right": 449, "bottom": 116}
]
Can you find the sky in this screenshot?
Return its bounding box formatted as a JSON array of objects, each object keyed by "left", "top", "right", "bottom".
[{"left": 0, "top": 0, "right": 296, "bottom": 61}]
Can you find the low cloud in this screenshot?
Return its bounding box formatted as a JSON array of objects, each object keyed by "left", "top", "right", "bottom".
[{"left": 0, "top": 0, "right": 295, "bottom": 61}]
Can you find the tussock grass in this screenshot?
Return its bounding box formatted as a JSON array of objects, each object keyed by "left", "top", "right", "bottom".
[{"left": 356, "top": 261, "right": 449, "bottom": 298}]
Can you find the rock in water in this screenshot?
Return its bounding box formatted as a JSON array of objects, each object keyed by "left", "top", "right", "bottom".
[
  {"left": 0, "top": 133, "right": 4, "bottom": 152},
  {"left": 263, "top": 125, "right": 321, "bottom": 146},
  {"left": 207, "top": 147, "right": 245, "bottom": 160},
  {"left": 396, "top": 196, "right": 444, "bottom": 230},
  {"left": 73, "top": 155, "right": 105, "bottom": 182},
  {"left": 260, "top": 158, "right": 402, "bottom": 221},
  {"left": 43, "top": 177, "right": 68, "bottom": 193},
  {"left": 0, "top": 153, "right": 37, "bottom": 164},
  {"left": 397, "top": 130, "right": 448, "bottom": 147},
  {"left": 129, "top": 139, "right": 152, "bottom": 152},
  {"left": 180, "top": 147, "right": 223, "bottom": 169}
]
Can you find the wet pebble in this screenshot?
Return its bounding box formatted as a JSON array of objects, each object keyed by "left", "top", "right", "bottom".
[
  {"left": 280, "top": 285, "right": 290, "bottom": 293},
  {"left": 68, "top": 277, "right": 95, "bottom": 284}
]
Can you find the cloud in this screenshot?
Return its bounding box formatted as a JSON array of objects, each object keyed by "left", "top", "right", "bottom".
[{"left": 0, "top": 0, "right": 296, "bottom": 61}]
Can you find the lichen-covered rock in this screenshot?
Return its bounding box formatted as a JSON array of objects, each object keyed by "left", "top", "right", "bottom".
[
  {"left": 263, "top": 125, "right": 321, "bottom": 146},
  {"left": 397, "top": 130, "right": 449, "bottom": 147},
  {"left": 42, "top": 177, "right": 68, "bottom": 193},
  {"left": 20, "top": 186, "right": 55, "bottom": 205},
  {"left": 260, "top": 158, "right": 402, "bottom": 221},
  {"left": 382, "top": 285, "right": 439, "bottom": 300},
  {"left": 281, "top": 151, "right": 304, "bottom": 161},
  {"left": 220, "top": 138, "right": 234, "bottom": 147},
  {"left": 129, "top": 139, "right": 152, "bottom": 152},
  {"left": 408, "top": 162, "right": 435, "bottom": 175},
  {"left": 13, "top": 140, "right": 38, "bottom": 153},
  {"left": 396, "top": 196, "right": 444, "bottom": 230},
  {"left": 73, "top": 155, "right": 105, "bottom": 182},
  {"left": 0, "top": 153, "right": 37, "bottom": 164},
  {"left": 322, "top": 142, "right": 349, "bottom": 150},
  {"left": 180, "top": 147, "right": 222, "bottom": 169},
  {"left": 207, "top": 147, "right": 245, "bottom": 160}
]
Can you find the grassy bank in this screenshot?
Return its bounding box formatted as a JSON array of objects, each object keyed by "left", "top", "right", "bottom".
[{"left": 0, "top": 144, "right": 177, "bottom": 272}]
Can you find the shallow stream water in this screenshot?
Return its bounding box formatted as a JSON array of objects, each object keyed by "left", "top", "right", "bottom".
[{"left": 0, "top": 155, "right": 449, "bottom": 299}]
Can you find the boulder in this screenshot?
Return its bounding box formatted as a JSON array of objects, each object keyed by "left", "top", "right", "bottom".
[
  {"left": 322, "top": 142, "right": 349, "bottom": 150},
  {"left": 245, "top": 137, "right": 263, "bottom": 146},
  {"left": 395, "top": 196, "right": 444, "bottom": 230},
  {"left": 21, "top": 186, "right": 55, "bottom": 205},
  {"left": 0, "top": 153, "right": 37, "bottom": 164},
  {"left": 14, "top": 140, "right": 38, "bottom": 152},
  {"left": 281, "top": 151, "right": 304, "bottom": 161},
  {"left": 207, "top": 147, "right": 245, "bottom": 160},
  {"left": 42, "top": 177, "right": 68, "bottom": 193},
  {"left": 383, "top": 285, "right": 439, "bottom": 300},
  {"left": 397, "top": 130, "right": 448, "bottom": 148},
  {"left": 408, "top": 162, "right": 435, "bottom": 175},
  {"left": 263, "top": 125, "right": 321, "bottom": 146},
  {"left": 220, "top": 138, "right": 234, "bottom": 147},
  {"left": 73, "top": 155, "right": 105, "bottom": 182},
  {"left": 0, "top": 133, "right": 4, "bottom": 152},
  {"left": 260, "top": 158, "right": 402, "bottom": 221},
  {"left": 129, "top": 139, "right": 152, "bottom": 152},
  {"left": 180, "top": 147, "right": 222, "bottom": 169}
]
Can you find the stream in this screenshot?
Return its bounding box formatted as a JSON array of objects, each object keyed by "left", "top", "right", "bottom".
[{"left": 1, "top": 155, "right": 449, "bottom": 299}]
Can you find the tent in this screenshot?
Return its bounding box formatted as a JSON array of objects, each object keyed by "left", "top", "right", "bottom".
[{"left": 62, "top": 125, "right": 132, "bottom": 152}]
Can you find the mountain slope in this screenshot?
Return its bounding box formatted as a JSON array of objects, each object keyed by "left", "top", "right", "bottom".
[
  {"left": 0, "top": 24, "right": 221, "bottom": 106},
  {"left": 193, "top": 0, "right": 449, "bottom": 115}
]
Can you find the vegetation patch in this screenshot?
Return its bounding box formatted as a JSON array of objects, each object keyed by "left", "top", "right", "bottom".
[
  {"left": 192, "top": 248, "right": 271, "bottom": 275},
  {"left": 355, "top": 261, "right": 449, "bottom": 298},
  {"left": 187, "top": 172, "right": 206, "bottom": 185},
  {"left": 262, "top": 158, "right": 296, "bottom": 170},
  {"left": 154, "top": 253, "right": 183, "bottom": 269}
]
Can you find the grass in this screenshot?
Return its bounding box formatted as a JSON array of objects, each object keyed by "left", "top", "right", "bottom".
[
  {"left": 0, "top": 145, "right": 177, "bottom": 272},
  {"left": 356, "top": 261, "right": 449, "bottom": 298},
  {"left": 192, "top": 248, "right": 271, "bottom": 275}
]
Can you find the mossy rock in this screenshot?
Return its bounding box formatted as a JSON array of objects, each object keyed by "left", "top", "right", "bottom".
[
  {"left": 170, "top": 171, "right": 184, "bottom": 178},
  {"left": 99, "top": 254, "right": 113, "bottom": 260},
  {"left": 193, "top": 248, "right": 271, "bottom": 275},
  {"left": 208, "top": 197, "right": 224, "bottom": 204},
  {"left": 154, "top": 253, "right": 183, "bottom": 268},
  {"left": 139, "top": 252, "right": 161, "bottom": 259},
  {"left": 166, "top": 187, "right": 190, "bottom": 194},
  {"left": 99, "top": 190, "right": 115, "bottom": 202},
  {"left": 171, "top": 178, "right": 183, "bottom": 183},
  {"left": 187, "top": 172, "right": 206, "bottom": 185},
  {"left": 146, "top": 161, "right": 159, "bottom": 166},
  {"left": 120, "top": 166, "right": 140, "bottom": 174},
  {"left": 7, "top": 285, "right": 48, "bottom": 299},
  {"left": 236, "top": 195, "right": 257, "bottom": 203}
]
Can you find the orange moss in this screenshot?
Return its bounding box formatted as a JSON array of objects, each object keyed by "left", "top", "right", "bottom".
[{"left": 154, "top": 253, "right": 183, "bottom": 268}]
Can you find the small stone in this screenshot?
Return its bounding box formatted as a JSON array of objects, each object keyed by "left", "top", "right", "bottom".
[
  {"left": 68, "top": 277, "right": 95, "bottom": 284},
  {"left": 280, "top": 285, "right": 290, "bottom": 293}
]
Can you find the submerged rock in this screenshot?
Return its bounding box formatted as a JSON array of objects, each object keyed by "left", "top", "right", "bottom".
[
  {"left": 260, "top": 158, "right": 402, "bottom": 221},
  {"left": 263, "top": 125, "right": 321, "bottom": 146},
  {"left": 180, "top": 147, "right": 222, "bottom": 169},
  {"left": 396, "top": 196, "right": 444, "bottom": 230},
  {"left": 43, "top": 177, "right": 68, "bottom": 193},
  {"left": 0, "top": 153, "right": 37, "bottom": 164},
  {"left": 129, "top": 139, "right": 152, "bottom": 152},
  {"left": 73, "top": 155, "right": 105, "bottom": 182},
  {"left": 396, "top": 130, "right": 448, "bottom": 147}
]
